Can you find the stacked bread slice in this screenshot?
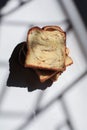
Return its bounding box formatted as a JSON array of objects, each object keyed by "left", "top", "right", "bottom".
[{"left": 25, "top": 26, "right": 73, "bottom": 82}]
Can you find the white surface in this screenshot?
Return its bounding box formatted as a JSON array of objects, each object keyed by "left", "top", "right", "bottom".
[
  {"left": 64, "top": 74, "right": 87, "bottom": 130},
  {"left": 0, "top": 0, "right": 87, "bottom": 130}
]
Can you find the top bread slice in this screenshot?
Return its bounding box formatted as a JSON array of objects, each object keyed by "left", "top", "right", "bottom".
[{"left": 25, "top": 26, "right": 66, "bottom": 71}]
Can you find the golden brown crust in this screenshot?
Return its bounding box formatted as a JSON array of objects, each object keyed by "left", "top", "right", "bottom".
[
  {"left": 35, "top": 69, "right": 57, "bottom": 83},
  {"left": 27, "top": 26, "right": 41, "bottom": 35},
  {"left": 25, "top": 64, "right": 66, "bottom": 71},
  {"left": 42, "top": 25, "right": 65, "bottom": 33},
  {"left": 66, "top": 47, "right": 69, "bottom": 55},
  {"left": 51, "top": 72, "right": 61, "bottom": 82}
]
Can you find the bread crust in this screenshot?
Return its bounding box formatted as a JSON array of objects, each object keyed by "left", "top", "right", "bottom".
[
  {"left": 35, "top": 69, "right": 58, "bottom": 82},
  {"left": 51, "top": 72, "right": 61, "bottom": 82},
  {"left": 42, "top": 25, "right": 65, "bottom": 33},
  {"left": 25, "top": 64, "right": 66, "bottom": 71}
]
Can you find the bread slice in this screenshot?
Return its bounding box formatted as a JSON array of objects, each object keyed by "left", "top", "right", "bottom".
[{"left": 25, "top": 26, "right": 66, "bottom": 71}]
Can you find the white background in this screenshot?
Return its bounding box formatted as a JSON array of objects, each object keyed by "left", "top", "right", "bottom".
[{"left": 0, "top": 0, "right": 87, "bottom": 130}]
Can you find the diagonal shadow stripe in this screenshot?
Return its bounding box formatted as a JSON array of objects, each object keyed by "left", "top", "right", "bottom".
[{"left": 0, "top": 0, "right": 34, "bottom": 18}]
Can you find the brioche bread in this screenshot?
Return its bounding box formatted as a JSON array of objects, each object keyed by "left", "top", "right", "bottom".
[{"left": 25, "top": 26, "right": 66, "bottom": 71}]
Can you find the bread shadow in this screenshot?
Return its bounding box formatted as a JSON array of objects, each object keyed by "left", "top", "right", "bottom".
[{"left": 7, "top": 42, "right": 53, "bottom": 92}]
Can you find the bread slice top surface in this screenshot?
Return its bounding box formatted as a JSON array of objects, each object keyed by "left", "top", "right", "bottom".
[{"left": 25, "top": 26, "right": 66, "bottom": 71}]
